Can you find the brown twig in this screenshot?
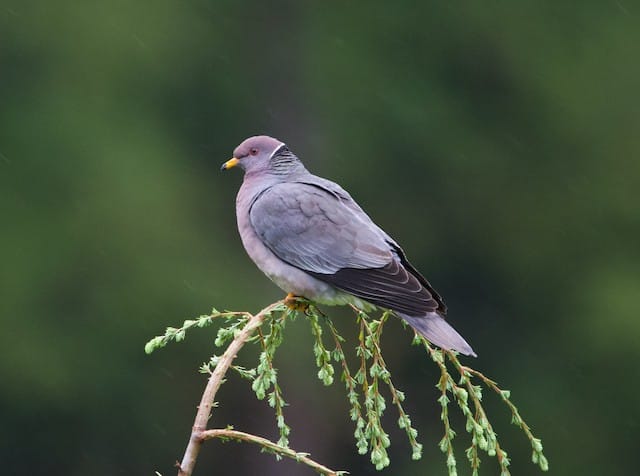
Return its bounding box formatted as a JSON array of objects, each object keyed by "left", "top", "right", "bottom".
[
  {"left": 177, "top": 301, "right": 283, "bottom": 476},
  {"left": 200, "top": 428, "right": 343, "bottom": 475}
]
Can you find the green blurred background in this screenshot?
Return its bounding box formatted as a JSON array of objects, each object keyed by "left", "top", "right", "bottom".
[{"left": 2, "top": 1, "right": 639, "bottom": 474}]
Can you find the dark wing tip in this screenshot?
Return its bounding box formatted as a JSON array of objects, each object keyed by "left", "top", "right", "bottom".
[{"left": 311, "top": 261, "right": 439, "bottom": 315}]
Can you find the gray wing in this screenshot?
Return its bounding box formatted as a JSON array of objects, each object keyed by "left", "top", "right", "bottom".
[
  {"left": 249, "top": 181, "right": 443, "bottom": 315},
  {"left": 249, "top": 182, "right": 392, "bottom": 273}
]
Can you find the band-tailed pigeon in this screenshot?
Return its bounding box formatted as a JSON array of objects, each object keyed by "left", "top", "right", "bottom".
[{"left": 222, "top": 135, "right": 476, "bottom": 357}]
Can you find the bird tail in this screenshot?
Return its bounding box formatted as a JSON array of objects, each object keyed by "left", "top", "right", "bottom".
[{"left": 398, "top": 312, "right": 477, "bottom": 357}]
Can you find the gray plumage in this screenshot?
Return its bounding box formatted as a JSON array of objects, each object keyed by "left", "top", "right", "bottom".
[{"left": 222, "top": 135, "right": 476, "bottom": 357}]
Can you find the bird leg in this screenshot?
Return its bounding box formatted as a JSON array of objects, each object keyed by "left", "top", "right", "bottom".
[{"left": 284, "top": 293, "right": 309, "bottom": 312}]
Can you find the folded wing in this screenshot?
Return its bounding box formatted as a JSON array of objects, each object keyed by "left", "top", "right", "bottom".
[{"left": 249, "top": 181, "right": 440, "bottom": 316}]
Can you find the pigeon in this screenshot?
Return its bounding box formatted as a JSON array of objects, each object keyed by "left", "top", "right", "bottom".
[{"left": 221, "top": 135, "right": 476, "bottom": 356}]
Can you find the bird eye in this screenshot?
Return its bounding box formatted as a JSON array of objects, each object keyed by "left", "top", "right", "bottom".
[{"left": 249, "top": 148, "right": 259, "bottom": 156}]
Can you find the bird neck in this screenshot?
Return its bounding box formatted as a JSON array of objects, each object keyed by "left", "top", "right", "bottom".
[{"left": 268, "top": 149, "right": 307, "bottom": 176}]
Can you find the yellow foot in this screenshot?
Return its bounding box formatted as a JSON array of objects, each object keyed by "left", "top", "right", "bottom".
[{"left": 284, "top": 293, "right": 309, "bottom": 312}]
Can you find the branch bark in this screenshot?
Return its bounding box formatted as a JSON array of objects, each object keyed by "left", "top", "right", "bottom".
[
  {"left": 200, "top": 429, "right": 340, "bottom": 476},
  {"left": 176, "top": 300, "right": 343, "bottom": 475},
  {"left": 177, "top": 301, "right": 282, "bottom": 476}
]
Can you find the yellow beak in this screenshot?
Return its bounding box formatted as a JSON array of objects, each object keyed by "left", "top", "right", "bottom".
[{"left": 221, "top": 157, "right": 240, "bottom": 171}]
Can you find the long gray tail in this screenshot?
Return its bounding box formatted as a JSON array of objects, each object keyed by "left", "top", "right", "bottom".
[{"left": 398, "top": 312, "right": 477, "bottom": 357}]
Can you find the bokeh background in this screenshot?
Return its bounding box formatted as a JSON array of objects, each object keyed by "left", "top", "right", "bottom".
[{"left": 2, "top": 1, "right": 639, "bottom": 475}]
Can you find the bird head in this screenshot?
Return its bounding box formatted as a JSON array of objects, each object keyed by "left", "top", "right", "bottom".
[
  {"left": 221, "top": 135, "right": 305, "bottom": 177},
  {"left": 221, "top": 135, "right": 284, "bottom": 173}
]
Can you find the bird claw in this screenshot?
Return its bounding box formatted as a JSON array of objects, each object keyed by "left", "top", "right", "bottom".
[{"left": 284, "top": 293, "right": 309, "bottom": 312}]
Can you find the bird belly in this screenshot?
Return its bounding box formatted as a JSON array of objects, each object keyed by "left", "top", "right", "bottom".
[{"left": 265, "top": 264, "right": 376, "bottom": 312}]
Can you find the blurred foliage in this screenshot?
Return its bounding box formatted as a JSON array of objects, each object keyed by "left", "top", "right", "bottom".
[{"left": 1, "top": 1, "right": 638, "bottom": 475}]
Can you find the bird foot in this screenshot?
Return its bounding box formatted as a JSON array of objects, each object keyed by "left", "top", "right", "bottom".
[{"left": 284, "top": 293, "right": 309, "bottom": 312}]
